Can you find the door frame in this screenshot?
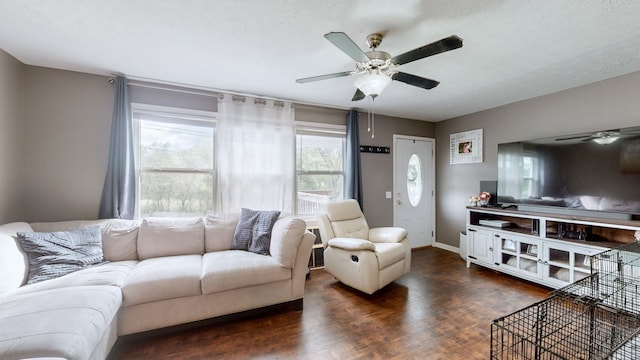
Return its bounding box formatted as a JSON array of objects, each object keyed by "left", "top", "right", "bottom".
[{"left": 392, "top": 134, "right": 436, "bottom": 245}]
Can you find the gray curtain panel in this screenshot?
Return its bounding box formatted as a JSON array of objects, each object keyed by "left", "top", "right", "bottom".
[
  {"left": 345, "top": 109, "right": 363, "bottom": 208},
  {"left": 99, "top": 76, "right": 136, "bottom": 219}
]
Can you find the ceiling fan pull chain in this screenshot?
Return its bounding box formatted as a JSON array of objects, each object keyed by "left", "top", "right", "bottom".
[
  {"left": 371, "top": 96, "right": 375, "bottom": 139},
  {"left": 367, "top": 106, "right": 371, "bottom": 133}
]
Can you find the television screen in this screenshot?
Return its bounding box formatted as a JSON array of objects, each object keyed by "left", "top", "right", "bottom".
[{"left": 497, "top": 127, "right": 640, "bottom": 217}]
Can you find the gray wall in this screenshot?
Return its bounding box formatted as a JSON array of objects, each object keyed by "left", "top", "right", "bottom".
[
  {"left": 0, "top": 49, "right": 24, "bottom": 223},
  {"left": 19, "top": 74, "right": 222, "bottom": 222},
  {"left": 22, "top": 67, "right": 114, "bottom": 222},
  {"left": 10, "top": 51, "right": 638, "bottom": 243},
  {"left": 434, "top": 70, "right": 640, "bottom": 248},
  {"left": 1, "top": 55, "right": 433, "bottom": 224}
]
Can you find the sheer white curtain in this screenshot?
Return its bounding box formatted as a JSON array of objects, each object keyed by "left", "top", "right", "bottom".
[{"left": 217, "top": 94, "right": 295, "bottom": 214}]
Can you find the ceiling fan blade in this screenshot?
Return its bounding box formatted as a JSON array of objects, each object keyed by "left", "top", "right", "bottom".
[
  {"left": 391, "top": 35, "right": 463, "bottom": 66},
  {"left": 555, "top": 135, "right": 591, "bottom": 141},
  {"left": 351, "top": 89, "right": 365, "bottom": 101},
  {"left": 324, "top": 32, "right": 369, "bottom": 62},
  {"left": 296, "top": 71, "right": 352, "bottom": 84},
  {"left": 392, "top": 72, "right": 439, "bottom": 89}
]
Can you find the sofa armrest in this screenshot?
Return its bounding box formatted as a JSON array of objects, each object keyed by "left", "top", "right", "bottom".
[
  {"left": 270, "top": 217, "right": 309, "bottom": 268},
  {"left": 328, "top": 238, "right": 375, "bottom": 251},
  {"left": 368, "top": 227, "right": 407, "bottom": 243}
]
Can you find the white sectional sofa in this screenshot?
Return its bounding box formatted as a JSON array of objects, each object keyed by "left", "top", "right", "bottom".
[{"left": 0, "top": 215, "right": 314, "bottom": 360}]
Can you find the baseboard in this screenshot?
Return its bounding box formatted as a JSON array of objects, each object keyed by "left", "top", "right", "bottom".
[{"left": 433, "top": 241, "right": 459, "bottom": 254}]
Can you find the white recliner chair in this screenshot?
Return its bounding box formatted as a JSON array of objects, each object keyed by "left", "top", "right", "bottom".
[{"left": 317, "top": 199, "right": 411, "bottom": 294}]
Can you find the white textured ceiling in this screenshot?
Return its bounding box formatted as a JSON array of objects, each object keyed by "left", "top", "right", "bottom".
[{"left": 2, "top": 0, "right": 640, "bottom": 121}]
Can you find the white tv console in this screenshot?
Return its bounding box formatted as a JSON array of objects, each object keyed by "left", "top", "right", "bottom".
[{"left": 466, "top": 206, "right": 640, "bottom": 289}]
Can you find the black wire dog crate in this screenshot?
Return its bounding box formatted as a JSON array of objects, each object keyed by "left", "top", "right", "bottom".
[{"left": 491, "top": 243, "right": 640, "bottom": 359}]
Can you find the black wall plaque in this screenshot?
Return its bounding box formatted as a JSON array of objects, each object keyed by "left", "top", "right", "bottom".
[{"left": 360, "top": 145, "right": 390, "bottom": 154}]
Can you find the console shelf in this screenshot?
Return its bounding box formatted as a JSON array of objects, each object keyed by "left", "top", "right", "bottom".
[{"left": 466, "top": 206, "right": 640, "bottom": 289}]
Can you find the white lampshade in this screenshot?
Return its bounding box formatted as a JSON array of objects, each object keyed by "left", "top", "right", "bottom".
[
  {"left": 353, "top": 70, "right": 392, "bottom": 97},
  {"left": 593, "top": 136, "right": 619, "bottom": 145}
]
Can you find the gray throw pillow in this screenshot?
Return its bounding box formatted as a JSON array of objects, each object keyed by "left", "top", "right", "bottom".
[
  {"left": 231, "top": 208, "right": 281, "bottom": 255},
  {"left": 16, "top": 226, "right": 104, "bottom": 284}
]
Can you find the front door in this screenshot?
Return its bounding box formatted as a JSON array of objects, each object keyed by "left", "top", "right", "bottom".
[{"left": 393, "top": 135, "right": 435, "bottom": 248}]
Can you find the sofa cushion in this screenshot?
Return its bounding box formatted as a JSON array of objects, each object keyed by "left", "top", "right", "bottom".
[
  {"left": 31, "top": 219, "right": 140, "bottom": 262},
  {"left": 204, "top": 214, "right": 239, "bottom": 252},
  {"left": 0, "top": 285, "right": 121, "bottom": 360},
  {"left": 100, "top": 219, "right": 139, "bottom": 261},
  {"left": 137, "top": 217, "right": 204, "bottom": 260},
  {"left": 16, "top": 226, "right": 104, "bottom": 284},
  {"left": 201, "top": 251, "right": 291, "bottom": 294},
  {"left": 231, "top": 208, "right": 280, "bottom": 255},
  {"left": 122, "top": 255, "right": 203, "bottom": 306},
  {"left": 12, "top": 260, "right": 138, "bottom": 296},
  {"left": 270, "top": 217, "right": 307, "bottom": 268}
]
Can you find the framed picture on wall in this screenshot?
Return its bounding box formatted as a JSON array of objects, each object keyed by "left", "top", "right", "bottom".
[{"left": 450, "top": 129, "right": 483, "bottom": 164}]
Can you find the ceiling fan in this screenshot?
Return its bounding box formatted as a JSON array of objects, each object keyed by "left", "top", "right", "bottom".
[
  {"left": 555, "top": 128, "right": 640, "bottom": 145},
  {"left": 296, "top": 32, "right": 463, "bottom": 101}
]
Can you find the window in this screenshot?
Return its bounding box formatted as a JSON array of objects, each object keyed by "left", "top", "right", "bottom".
[
  {"left": 522, "top": 154, "right": 539, "bottom": 198},
  {"left": 133, "top": 104, "right": 217, "bottom": 218},
  {"left": 295, "top": 123, "right": 346, "bottom": 216},
  {"left": 407, "top": 153, "right": 423, "bottom": 207}
]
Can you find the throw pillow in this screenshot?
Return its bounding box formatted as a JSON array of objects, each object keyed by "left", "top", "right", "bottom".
[
  {"left": 16, "top": 226, "right": 104, "bottom": 284},
  {"left": 231, "top": 208, "right": 281, "bottom": 255}
]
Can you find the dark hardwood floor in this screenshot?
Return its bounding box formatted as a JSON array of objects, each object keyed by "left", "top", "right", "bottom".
[{"left": 109, "top": 247, "right": 550, "bottom": 359}]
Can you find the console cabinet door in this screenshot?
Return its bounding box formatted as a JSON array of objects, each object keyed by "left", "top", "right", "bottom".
[
  {"left": 541, "top": 242, "right": 601, "bottom": 287},
  {"left": 496, "top": 233, "right": 542, "bottom": 280},
  {"left": 467, "top": 228, "right": 496, "bottom": 265}
]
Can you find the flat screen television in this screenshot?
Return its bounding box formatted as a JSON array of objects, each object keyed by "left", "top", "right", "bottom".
[{"left": 497, "top": 126, "right": 640, "bottom": 220}]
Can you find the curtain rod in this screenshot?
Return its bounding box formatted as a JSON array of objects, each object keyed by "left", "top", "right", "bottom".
[
  {"left": 107, "top": 75, "right": 351, "bottom": 112},
  {"left": 126, "top": 80, "right": 222, "bottom": 99}
]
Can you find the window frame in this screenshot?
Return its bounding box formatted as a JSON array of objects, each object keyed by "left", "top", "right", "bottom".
[
  {"left": 132, "top": 103, "right": 218, "bottom": 219},
  {"left": 294, "top": 121, "right": 347, "bottom": 221}
]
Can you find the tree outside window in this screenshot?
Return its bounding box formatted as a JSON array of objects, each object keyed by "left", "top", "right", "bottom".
[
  {"left": 134, "top": 107, "right": 216, "bottom": 218},
  {"left": 296, "top": 125, "right": 346, "bottom": 215}
]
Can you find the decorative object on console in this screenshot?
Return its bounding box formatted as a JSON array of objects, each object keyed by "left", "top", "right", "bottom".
[
  {"left": 469, "top": 195, "right": 479, "bottom": 206},
  {"left": 470, "top": 191, "right": 492, "bottom": 207},
  {"left": 478, "top": 191, "right": 492, "bottom": 206}
]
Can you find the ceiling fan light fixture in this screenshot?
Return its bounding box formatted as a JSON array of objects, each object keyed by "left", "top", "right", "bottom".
[
  {"left": 593, "top": 136, "right": 619, "bottom": 145},
  {"left": 353, "top": 70, "right": 392, "bottom": 97},
  {"left": 592, "top": 131, "right": 620, "bottom": 145}
]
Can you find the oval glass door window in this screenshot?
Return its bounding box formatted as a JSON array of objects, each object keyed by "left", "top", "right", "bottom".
[{"left": 407, "top": 154, "right": 423, "bottom": 207}]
